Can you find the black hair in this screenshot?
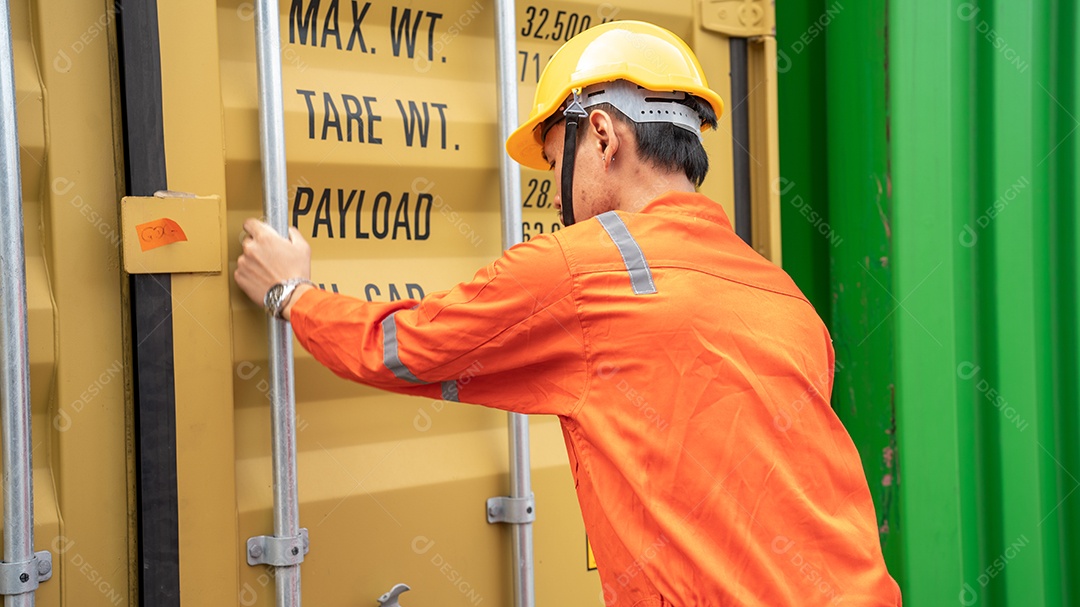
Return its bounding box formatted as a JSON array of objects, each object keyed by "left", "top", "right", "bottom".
[{"left": 589, "top": 94, "right": 718, "bottom": 186}]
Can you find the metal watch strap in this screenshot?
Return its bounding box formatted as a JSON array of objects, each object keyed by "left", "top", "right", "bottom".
[
  {"left": 265, "top": 278, "right": 315, "bottom": 319},
  {"left": 279, "top": 278, "right": 315, "bottom": 317}
]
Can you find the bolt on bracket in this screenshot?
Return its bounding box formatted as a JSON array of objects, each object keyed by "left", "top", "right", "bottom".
[
  {"left": 486, "top": 494, "right": 536, "bottom": 524},
  {"left": 0, "top": 551, "right": 52, "bottom": 596},
  {"left": 246, "top": 528, "right": 309, "bottom": 567}
]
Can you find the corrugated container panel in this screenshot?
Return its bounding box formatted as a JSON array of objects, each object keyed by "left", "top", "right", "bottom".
[
  {"left": 776, "top": 0, "right": 903, "bottom": 585},
  {"left": 820, "top": 0, "right": 903, "bottom": 586},
  {"left": 776, "top": 0, "right": 832, "bottom": 322},
  {"left": 781, "top": 1, "right": 1079, "bottom": 603},
  {"left": 1, "top": 0, "right": 132, "bottom": 605},
  {"left": 892, "top": 0, "right": 1079, "bottom": 605},
  {"left": 150, "top": 1, "right": 771, "bottom": 605}
]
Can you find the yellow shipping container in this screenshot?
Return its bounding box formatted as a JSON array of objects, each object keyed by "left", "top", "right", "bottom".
[{"left": 2, "top": 0, "right": 778, "bottom": 604}]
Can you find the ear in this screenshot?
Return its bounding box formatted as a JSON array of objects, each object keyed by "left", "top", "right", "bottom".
[{"left": 588, "top": 109, "right": 620, "bottom": 168}]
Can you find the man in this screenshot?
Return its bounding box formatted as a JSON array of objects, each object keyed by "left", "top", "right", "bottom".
[{"left": 236, "top": 21, "right": 901, "bottom": 606}]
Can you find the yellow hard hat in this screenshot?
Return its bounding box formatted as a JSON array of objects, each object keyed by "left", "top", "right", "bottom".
[{"left": 506, "top": 20, "right": 725, "bottom": 171}]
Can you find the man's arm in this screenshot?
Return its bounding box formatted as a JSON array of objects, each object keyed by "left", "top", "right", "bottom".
[{"left": 235, "top": 219, "right": 587, "bottom": 416}]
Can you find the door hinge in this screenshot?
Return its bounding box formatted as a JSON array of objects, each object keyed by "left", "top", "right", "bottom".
[{"left": 700, "top": 0, "right": 775, "bottom": 38}]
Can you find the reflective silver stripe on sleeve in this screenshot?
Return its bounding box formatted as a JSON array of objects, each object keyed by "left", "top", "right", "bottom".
[
  {"left": 597, "top": 211, "right": 658, "bottom": 295},
  {"left": 381, "top": 312, "right": 424, "bottom": 384},
  {"left": 441, "top": 381, "right": 459, "bottom": 402}
]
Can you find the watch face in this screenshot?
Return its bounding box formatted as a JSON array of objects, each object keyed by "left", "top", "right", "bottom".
[{"left": 265, "top": 283, "right": 285, "bottom": 308}]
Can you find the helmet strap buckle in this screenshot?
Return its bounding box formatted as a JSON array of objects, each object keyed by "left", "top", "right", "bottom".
[{"left": 560, "top": 90, "right": 588, "bottom": 227}]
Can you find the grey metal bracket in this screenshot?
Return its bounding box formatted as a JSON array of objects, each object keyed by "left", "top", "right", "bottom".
[
  {"left": 0, "top": 551, "right": 52, "bottom": 596},
  {"left": 246, "top": 528, "right": 309, "bottom": 567},
  {"left": 486, "top": 493, "right": 536, "bottom": 524},
  {"left": 377, "top": 583, "right": 410, "bottom": 607}
]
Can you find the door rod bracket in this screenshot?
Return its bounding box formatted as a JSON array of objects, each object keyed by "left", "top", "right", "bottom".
[
  {"left": 486, "top": 494, "right": 536, "bottom": 524},
  {"left": 0, "top": 551, "right": 52, "bottom": 596},
  {"left": 246, "top": 528, "right": 310, "bottom": 567}
]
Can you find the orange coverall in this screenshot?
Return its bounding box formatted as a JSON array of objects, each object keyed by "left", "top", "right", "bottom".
[{"left": 290, "top": 192, "right": 902, "bottom": 606}]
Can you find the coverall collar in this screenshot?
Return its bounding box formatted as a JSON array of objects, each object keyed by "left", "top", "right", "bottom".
[{"left": 631, "top": 191, "right": 734, "bottom": 232}]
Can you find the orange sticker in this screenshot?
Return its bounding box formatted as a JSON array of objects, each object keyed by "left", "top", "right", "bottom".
[{"left": 136, "top": 218, "right": 187, "bottom": 252}]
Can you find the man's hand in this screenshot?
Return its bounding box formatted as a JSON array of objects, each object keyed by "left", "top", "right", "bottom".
[{"left": 234, "top": 219, "right": 313, "bottom": 316}]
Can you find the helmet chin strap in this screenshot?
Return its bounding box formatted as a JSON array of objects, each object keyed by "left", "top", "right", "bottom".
[{"left": 560, "top": 90, "right": 588, "bottom": 227}]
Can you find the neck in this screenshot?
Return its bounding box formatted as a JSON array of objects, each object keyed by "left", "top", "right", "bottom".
[{"left": 609, "top": 164, "right": 696, "bottom": 214}]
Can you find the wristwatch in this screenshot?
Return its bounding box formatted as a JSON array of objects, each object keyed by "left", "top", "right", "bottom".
[{"left": 264, "top": 278, "right": 315, "bottom": 319}]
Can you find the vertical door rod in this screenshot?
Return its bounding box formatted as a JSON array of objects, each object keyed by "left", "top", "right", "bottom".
[
  {"left": 0, "top": 1, "right": 51, "bottom": 603},
  {"left": 488, "top": 3, "right": 537, "bottom": 607},
  {"left": 247, "top": 2, "right": 308, "bottom": 605}
]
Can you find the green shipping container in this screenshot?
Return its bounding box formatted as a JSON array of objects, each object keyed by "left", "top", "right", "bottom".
[{"left": 779, "top": 0, "right": 1080, "bottom": 604}]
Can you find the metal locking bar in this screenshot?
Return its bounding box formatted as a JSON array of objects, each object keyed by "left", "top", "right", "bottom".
[
  {"left": 0, "top": 0, "right": 47, "bottom": 604},
  {"left": 249, "top": 1, "right": 306, "bottom": 605},
  {"left": 490, "top": 2, "right": 536, "bottom": 607}
]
